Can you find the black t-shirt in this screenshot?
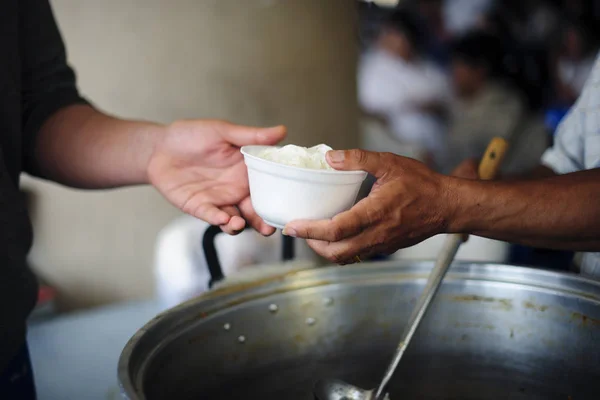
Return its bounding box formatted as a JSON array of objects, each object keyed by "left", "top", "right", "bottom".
[{"left": 0, "top": 0, "right": 86, "bottom": 371}]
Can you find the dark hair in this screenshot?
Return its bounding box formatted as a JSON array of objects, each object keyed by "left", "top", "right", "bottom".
[
  {"left": 563, "top": 17, "right": 598, "bottom": 56},
  {"left": 450, "top": 31, "right": 506, "bottom": 78},
  {"left": 381, "top": 9, "right": 425, "bottom": 50}
]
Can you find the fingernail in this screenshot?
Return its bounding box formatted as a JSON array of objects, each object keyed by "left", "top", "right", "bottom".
[
  {"left": 283, "top": 227, "right": 297, "bottom": 237},
  {"left": 328, "top": 151, "right": 345, "bottom": 163}
]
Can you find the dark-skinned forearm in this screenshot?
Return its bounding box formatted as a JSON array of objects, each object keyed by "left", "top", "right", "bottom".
[
  {"left": 501, "top": 164, "right": 557, "bottom": 181},
  {"left": 34, "top": 105, "right": 165, "bottom": 189},
  {"left": 447, "top": 169, "right": 600, "bottom": 251}
]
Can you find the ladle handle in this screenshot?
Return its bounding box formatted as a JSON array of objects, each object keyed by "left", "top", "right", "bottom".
[
  {"left": 478, "top": 137, "right": 509, "bottom": 180},
  {"left": 373, "top": 137, "right": 509, "bottom": 400}
]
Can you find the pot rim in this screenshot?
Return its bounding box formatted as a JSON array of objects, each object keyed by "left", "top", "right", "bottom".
[{"left": 117, "top": 260, "right": 600, "bottom": 399}]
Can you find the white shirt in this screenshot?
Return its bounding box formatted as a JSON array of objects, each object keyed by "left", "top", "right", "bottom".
[
  {"left": 358, "top": 49, "right": 451, "bottom": 163},
  {"left": 443, "top": 0, "right": 494, "bottom": 36},
  {"left": 541, "top": 52, "right": 600, "bottom": 278}
]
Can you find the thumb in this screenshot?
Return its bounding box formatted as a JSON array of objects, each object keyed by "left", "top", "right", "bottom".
[
  {"left": 326, "top": 149, "right": 387, "bottom": 177},
  {"left": 220, "top": 123, "right": 286, "bottom": 147}
]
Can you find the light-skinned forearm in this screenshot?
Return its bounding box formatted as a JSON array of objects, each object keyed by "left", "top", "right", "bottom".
[
  {"left": 33, "top": 105, "right": 165, "bottom": 189},
  {"left": 446, "top": 168, "right": 600, "bottom": 251}
]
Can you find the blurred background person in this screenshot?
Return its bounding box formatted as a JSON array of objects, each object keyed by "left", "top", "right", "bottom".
[
  {"left": 414, "top": 0, "right": 451, "bottom": 68},
  {"left": 444, "top": 31, "right": 548, "bottom": 175},
  {"left": 441, "top": 0, "right": 494, "bottom": 37},
  {"left": 475, "top": 1, "right": 555, "bottom": 112},
  {"left": 358, "top": 8, "right": 451, "bottom": 170},
  {"left": 552, "top": 19, "right": 598, "bottom": 107}
]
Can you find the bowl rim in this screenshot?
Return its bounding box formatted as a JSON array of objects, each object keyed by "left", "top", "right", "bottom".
[{"left": 240, "top": 145, "right": 367, "bottom": 176}]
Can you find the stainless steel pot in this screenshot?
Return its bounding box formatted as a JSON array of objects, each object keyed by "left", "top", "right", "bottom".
[{"left": 119, "top": 258, "right": 600, "bottom": 399}]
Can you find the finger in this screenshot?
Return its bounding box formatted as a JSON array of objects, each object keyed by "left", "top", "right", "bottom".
[
  {"left": 349, "top": 254, "right": 363, "bottom": 265},
  {"left": 186, "top": 189, "right": 245, "bottom": 225},
  {"left": 283, "top": 198, "right": 372, "bottom": 241},
  {"left": 194, "top": 203, "right": 231, "bottom": 226},
  {"left": 338, "top": 253, "right": 363, "bottom": 266},
  {"left": 239, "top": 197, "right": 276, "bottom": 236},
  {"left": 219, "top": 122, "right": 287, "bottom": 147},
  {"left": 306, "top": 239, "right": 331, "bottom": 260},
  {"left": 181, "top": 182, "right": 247, "bottom": 206},
  {"left": 326, "top": 149, "right": 396, "bottom": 178},
  {"left": 219, "top": 206, "right": 246, "bottom": 235},
  {"left": 307, "top": 239, "right": 367, "bottom": 265}
]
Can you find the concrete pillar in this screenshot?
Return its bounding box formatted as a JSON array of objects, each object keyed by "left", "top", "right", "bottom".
[{"left": 53, "top": 0, "right": 359, "bottom": 148}]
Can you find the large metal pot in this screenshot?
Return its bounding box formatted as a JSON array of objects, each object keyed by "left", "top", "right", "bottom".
[{"left": 119, "top": 256, "right": 600, "bottom": 399}]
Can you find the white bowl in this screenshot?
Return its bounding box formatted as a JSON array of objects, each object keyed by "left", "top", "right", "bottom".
[{"left": 240, "top": 145, "right": 368, "bottom": 229}]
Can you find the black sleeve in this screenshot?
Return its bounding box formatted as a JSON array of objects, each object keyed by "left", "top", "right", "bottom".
[{"left": 19, "top": 0, "right": 90, "bottom": 176}]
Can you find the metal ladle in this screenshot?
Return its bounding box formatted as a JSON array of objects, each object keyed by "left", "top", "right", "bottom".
[{"left": 314, "top": 137, "right": 509, "bottom": 400}]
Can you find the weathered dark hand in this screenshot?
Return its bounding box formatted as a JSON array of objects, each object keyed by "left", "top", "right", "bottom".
[{"left": 283, "top": 149, "right": 454, "bottom": 264}]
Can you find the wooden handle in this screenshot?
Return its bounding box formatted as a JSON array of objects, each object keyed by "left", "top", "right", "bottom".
[{"left": 478, "top": 137, "right": 509, "bottom": 180}]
